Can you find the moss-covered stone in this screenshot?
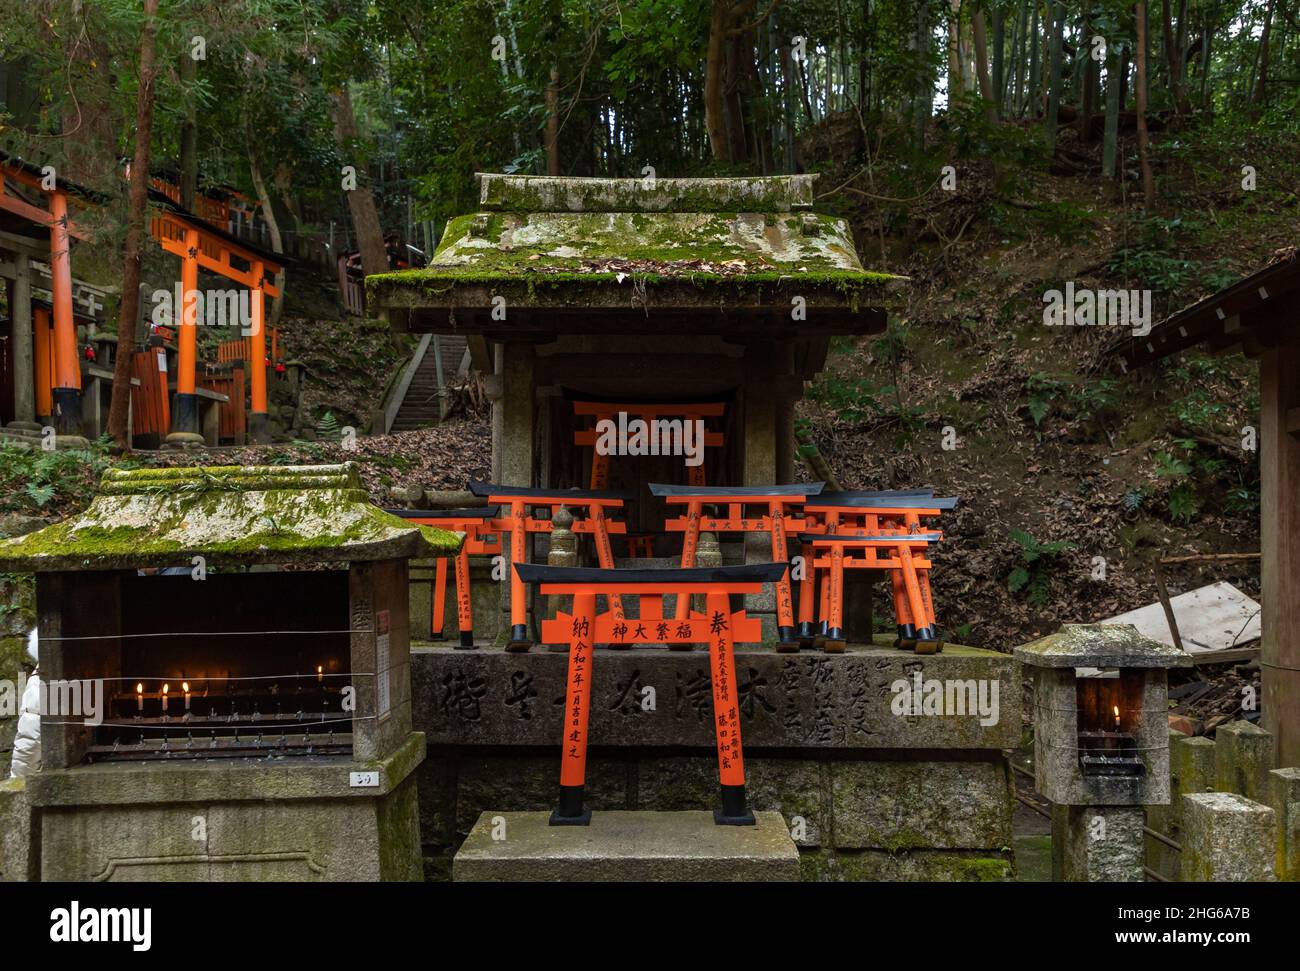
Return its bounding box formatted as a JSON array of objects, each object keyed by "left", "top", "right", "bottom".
[
  {"left": 0, "top": 462, "right": 463, "bottom": 572},
  {"left": 477, "top": 173, "right": 818, "bottom": 213},
  {"left": 365, "top": 175, "right": 905, "bottom": 315}
]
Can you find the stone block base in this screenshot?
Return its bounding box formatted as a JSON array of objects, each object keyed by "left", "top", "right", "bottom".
[
  {"left": 0, "top": 778, "right": 35, "bottom": 882},
  {"left": 453, "top": 810, "right": 799, "bottom": 881},
  {"left": 29, "top": 733, "right": 426, "bottom": 882},
  {"left": 1182, "top": 791, "right": 1276, "bottom": 882},
  {"left": 1056, "top": 805, "right": 1145, "bottom": 882}
]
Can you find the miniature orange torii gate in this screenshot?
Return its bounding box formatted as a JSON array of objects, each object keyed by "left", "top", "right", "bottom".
[
  {"left": 148, "top": 206, "right": 282, "bottom": 443},
  {"left": 516, "top": 562, "right": 788, "bottom": 826},
  {"left": 572, "top": 400, "right": 726, "bottom": 488},
  {"left": 467, "top": 482, "right": 630, "bottom": 650},
  {"left": 0, "top": 161, "right": 89, "bottom": 432},
  {"left": 799, "top": 532, "right": 943, "bottom": 654},
  {"left": 654, "top": 482, "right": 824, "bottom": 650},
  {"left": 387, "top": 507, "right": 502, "bottom": 648},
  {"left": 799, "top": 490, "right": 957, "bottom": 652}
]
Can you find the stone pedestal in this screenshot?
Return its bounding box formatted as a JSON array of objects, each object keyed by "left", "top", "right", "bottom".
[
  {"left": 1181, "top": 791, "right": 1276, "bottom": 882},
  {"left": 1056, "top": 805, "right": 1145, "bottom": 882},
  {"left": 453, "top": 810, "right": 799, "bottom": 881},
  {"left": 415, "top": 639, "right": 1019, "bottom": 881},
  {"left": 1214, "top": 720, "right": 1275, "bottom": 801},
  {"left": 27, "top": 733, "right": 427, "bottom": 882},
  {"left": 1267, "top": 768, "right": 1300, "bottom": 881},
  {"left": 0, "top": 778, "right": 34, "bottom": 882}
]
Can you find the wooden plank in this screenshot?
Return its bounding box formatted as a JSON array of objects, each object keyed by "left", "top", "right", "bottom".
[{"left": 1261, "top": 338, "right": 1300, "bottom": 766}]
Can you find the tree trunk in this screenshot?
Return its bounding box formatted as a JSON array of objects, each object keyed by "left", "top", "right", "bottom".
[
  {"left": 1103, "top": 42, "right": 1122, "bottom": 176},
  {"left": 991, "top": 3, "right": 1005, "bottom": 116},
  {"left": 328, "top": 84, "right": 388, "bottom": 278},
  {"left": 705, "top": 0, "right": 730, "bottom": 161},
  {"left": 247, "top": 141, "right": 285, "bottom": 325},
  {"left": 106, "top": 0, "right": 160, "bottom": 450},
  {"left": 545, "top": 65, "right": 560, "bottom": 175},
  {"left": 972, "top": 7, "right": 997, "bottom": 121},
  {"left": 1161, "top": 0, "right": 1188, "bottom": 113},
  {"left": 1135, "top": 2, "right": 1156, "bottom": 208},
  {"left": 1027, "top": 3, "right": 1041, "bottom": 115},
  {"left": 1046, "top": 2, "right": 1064, "bottom": 143},
  {"left": 179, "top": 52, "right": 198, "bottom": 210},
  {"left": 1251, "top": 0, "right": 1276, "bottom": 114},
  {"left": 948, "top": 0, "right": 964, "bottom": 100}
]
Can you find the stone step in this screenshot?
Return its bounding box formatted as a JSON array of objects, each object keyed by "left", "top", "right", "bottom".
[{"left": 453, "top": 810, "right": 799, "bottom": 882}]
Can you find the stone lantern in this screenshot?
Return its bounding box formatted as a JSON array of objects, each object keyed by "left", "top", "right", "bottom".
[{"left": 1015, "top": 623, "right": 1190, "bottom": 880}]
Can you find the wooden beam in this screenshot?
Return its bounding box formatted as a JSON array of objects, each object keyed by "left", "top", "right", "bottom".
[{"left": 1261, "top": 338, "right": 1300, "bottom": 767}]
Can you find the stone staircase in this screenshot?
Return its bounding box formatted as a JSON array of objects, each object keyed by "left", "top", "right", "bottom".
[{"left": 390, "top": 335, "right": 469, "bottom": 432}]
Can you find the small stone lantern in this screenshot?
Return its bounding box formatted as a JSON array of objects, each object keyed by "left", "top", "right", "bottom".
[{"left": 1016, "top": 624, "right": 1190, "bottom": 880}]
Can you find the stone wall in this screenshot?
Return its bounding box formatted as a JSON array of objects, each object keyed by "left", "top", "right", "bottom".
[
  {"left": 1145, "top": 720, "right": 1300, "bottom": 882},
  {"left": 412, "top": 641, "right": 1020, "bottom": 881}
]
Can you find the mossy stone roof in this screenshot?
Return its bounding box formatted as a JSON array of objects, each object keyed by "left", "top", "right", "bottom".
[
  {"left": 1014, "top": 623, "right": 1191, "bottom": 669},
  {"left": 367, "top": 174, "right": 904, "bottom": 324},
  {"left": 0, "top": 463, "right": 463, "bottom": 572}
]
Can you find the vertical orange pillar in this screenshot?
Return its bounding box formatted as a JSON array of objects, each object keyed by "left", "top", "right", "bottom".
[
  {"left": 33, "top": 306, "right": 53, "bottom": 421},
  {"left": 770, "top": 501, "right": 797, "bottom": 649},
  {"left": 454, "top": 543, "right": 475, "bottom": 649},
  {"left": 169, "top": 225, "right": 201, "bottom": 440},
  {"left": 825, "top": 541, "right": 846, "bottom": 651},
  {"left": 706, "top": 590, "right": 753, "bottom": 825},
  {"left": 673, "top": 500, "right": 702, "bottom": 620},
  {"left": 552, "top": 591, "right": 595, "bottom": 825},
  {"left": 797, "top": 539, "right": 817, "bottom": 645},
  {"left": 248, "top": 259, "right": 269, "bottom": 442},
  {"left": 431, "top": 558, "right": 448, "bottom": 639},
  {"left": 47, "top": 190, "right": 81, "bottom": 434},
  {"left": 506, "top": 499, "right": 531, "bottom": 649},
  {"left": 589, "top": 504, "right": 625, "bottom": 644}
]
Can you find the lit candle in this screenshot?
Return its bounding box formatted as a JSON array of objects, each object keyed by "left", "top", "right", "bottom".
[
  {"left": 162, "top": 683, "right": 170, "bottom": 714},
  {"left": 183, "top": 682, "right": 191, "bottom": 712},
  {"left": 136, "top": 682, "right": 144, "bottom": 713},
  {"left": 317, "top": 664, "right": 324, "bottom": 685},
  {"left": 1113, "top": 704, "right": 1121, "bottom": 730}
]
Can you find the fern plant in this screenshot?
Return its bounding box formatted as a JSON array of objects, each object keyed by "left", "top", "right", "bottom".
[{"left": 1007, "top": 528, "right": 1076, "bottom": 606}]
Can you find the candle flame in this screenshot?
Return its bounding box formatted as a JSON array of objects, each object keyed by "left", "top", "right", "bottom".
[
  {"left": 1113, "top": 705, "right": 1120, "bottom": 724},
  {"left": 136, "top": 683, "right": 143, "bottom": 695},
  {"left": 182, "top": 682, "right": 190, "bottom": 693},
  {"left": 317, "top": 665, "right": 323, "bottom": 675}
]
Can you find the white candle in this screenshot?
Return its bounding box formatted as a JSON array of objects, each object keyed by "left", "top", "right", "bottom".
[
  {"left": 136, "top": 683, "right": 144, "bottom": 713},
  {"left": 183, "top": 682, "right": 191, "bottom": 712},
  {"left": 162, "top": 683, "right": 170, "bottom": 714}
]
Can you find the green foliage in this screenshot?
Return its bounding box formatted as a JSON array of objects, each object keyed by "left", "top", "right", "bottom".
[
  {"left": 1022, "top": 371, "right": 1119, "bottom": 434},
  {"left": 1007, "top": 528, "right": 1076, "bottom": 606},
  {"left": 0, "top": 443, "right": 112, "bottom": 515}
]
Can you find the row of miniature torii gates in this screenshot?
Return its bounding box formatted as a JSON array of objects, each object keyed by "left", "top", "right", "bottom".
[
  {"left": 0, "top": 160, "right": 281, "bottom": 440},
  {"left": 392, "top": 480, "right": 957, "bottom": 826}
]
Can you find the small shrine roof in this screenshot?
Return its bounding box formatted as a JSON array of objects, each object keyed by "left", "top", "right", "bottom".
[
  {"left": 0, "top": 463, "right": 463, "bottom": 572},
  {"left": 1014, "top": 623, "right": 1192, "bottom": 669},
  {"left": 367, "top": 174, "right": 904, "bottom": 335}
]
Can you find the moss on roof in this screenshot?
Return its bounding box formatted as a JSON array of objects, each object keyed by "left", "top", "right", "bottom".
[
  {"left": 0, "top": 463, "right": 463, "bottom": 572},
  {"left": 366, "top": 175, "right": 905, "bottom": 312}
]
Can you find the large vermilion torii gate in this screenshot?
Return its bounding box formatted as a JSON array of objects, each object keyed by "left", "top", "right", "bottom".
[
  {"left": 0, "top": 159, "right": 90, "bottom": 434},
  {"left": 147, "top": 195, "right": 283, "bottom": 443}
]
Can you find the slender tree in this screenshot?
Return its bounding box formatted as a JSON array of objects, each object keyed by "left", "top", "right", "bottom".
[
  {"left": 1135, "top": 1, "right": 1156, "bottom": 207},
  {"left": 106, "top": 0, "right": 161, "bottom": 449}
]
